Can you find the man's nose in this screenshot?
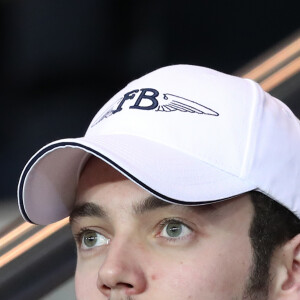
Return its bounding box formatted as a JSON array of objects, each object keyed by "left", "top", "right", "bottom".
[{"left": 97, "top": 237, "right": 147, "bottom": 297}]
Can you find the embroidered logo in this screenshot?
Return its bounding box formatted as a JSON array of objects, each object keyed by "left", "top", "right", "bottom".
[{"left": 91, "top": 88, "right": 219, "bottom": 127}]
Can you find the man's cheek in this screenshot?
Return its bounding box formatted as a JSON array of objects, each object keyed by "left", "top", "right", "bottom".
[
  {"left": 75, "top": 264, "right": 101, "bottom": 300},
  {"left": 158, "top": 253, "right": 247, "bottom": 298},
  {"left": 153, "top": 259, "right": 217, "bottom": 296}
]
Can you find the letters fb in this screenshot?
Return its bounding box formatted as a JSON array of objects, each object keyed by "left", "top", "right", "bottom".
[{"left": 91, "top": 88, "right": 219, "bottom": 127}]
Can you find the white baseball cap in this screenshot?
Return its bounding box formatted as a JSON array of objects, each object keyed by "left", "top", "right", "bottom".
[{"left": 18, "top": 65, "right": 300, "bottom": 225}]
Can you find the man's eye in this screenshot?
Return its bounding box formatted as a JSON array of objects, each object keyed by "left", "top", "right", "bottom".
[
  {"left": 81, "top": 230, "right": 109, "bottom": 249},
  {"left": 159, "top": 220, "right": 192, "bottom": 239}
]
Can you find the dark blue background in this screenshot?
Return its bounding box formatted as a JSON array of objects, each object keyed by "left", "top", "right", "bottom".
[{"left": 0, "top": 0, "right": 299, "bottom": 199}]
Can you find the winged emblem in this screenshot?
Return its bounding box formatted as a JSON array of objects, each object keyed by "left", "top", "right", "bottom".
[
  {"left": 90, "top": 97, "right": 123, "bottom": 127},
  {"left": 156, "top": 93, "right": 219, "bottom": 116},
  {"left": 91, "top": 89, "right": 219, "bottom": 127}
]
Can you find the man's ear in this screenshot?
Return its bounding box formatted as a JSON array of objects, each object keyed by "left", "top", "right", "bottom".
[{"left": 270, "top": 234, "right": 300, "bottom": 299}]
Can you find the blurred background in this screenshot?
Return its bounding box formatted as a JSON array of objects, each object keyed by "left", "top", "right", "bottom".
[{"left": 0, "top": 0, "right": 299, "bottom": 299}]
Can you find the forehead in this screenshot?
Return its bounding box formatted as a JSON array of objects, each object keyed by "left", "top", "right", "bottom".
[
  {"left": 77, "top": 155, "right": 127, "bottom": 191},
  {"left": 76, "top": 155, "right": 152, "bottom": 209}
]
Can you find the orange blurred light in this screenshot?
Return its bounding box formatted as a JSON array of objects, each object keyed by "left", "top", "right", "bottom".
[
  {"left": 0, "top": 218, "right": 69, "bottom": 268},
  {"left": 260, "top": 56, "right": 300, "bottom": 91},
  {"left": 0, "top": 222, "right": 35, "bottom": 251},
  {"left": 242, "top": 37, "right": 300, "bottom": 81}
]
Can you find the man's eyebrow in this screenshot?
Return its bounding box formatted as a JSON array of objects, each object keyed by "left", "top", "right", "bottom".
[
  {"left": 69, "top": 202, "right": 107, "bottom": 224},
  {"left": 69, "top": 196, "right": 218, "bottom": 224},
  {"left": 133, "top": 196, "right": 173, "bottom": 215},
  {"left": 133, "top": 196, "right": 219, "bottom": 216}
]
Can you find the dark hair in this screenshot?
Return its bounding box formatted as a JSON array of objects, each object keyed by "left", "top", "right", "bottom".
[{"left": 245, "top": 191, "right": 300, "bottom": 297}]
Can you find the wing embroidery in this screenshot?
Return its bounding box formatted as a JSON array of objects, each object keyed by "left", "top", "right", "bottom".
[
  {"left": 90, "top": 97, "right": 123, "bottom": 127},
  {"left": 156, "top": 93, "right": 219, "bottom": 116}
]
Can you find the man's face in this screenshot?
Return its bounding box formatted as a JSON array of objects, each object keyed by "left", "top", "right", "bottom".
[{"left": 71, "top": 157, "right": 255, "bottom": 300}]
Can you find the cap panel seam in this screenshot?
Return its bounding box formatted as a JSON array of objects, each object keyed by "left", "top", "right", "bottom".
[{"left": 240, "top": 79, "right": 263, "bottom": 179}]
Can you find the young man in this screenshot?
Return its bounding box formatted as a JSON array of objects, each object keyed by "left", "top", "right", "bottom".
[{"left": 18, "top": 65, "right": 300, "bottom": 299}]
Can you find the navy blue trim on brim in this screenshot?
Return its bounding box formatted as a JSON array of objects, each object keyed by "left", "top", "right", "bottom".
[{"left": 18, "top": 141, "right": 220, "bottom": 224}]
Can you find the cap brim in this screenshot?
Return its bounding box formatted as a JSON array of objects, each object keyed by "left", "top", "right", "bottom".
[{"left": 18, "top": 134, "right": 257, "bottom": 225}]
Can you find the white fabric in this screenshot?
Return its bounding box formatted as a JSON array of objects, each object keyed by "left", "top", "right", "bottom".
[{"left": 18, "top": 65, "right": 300, "bottom": 224}]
